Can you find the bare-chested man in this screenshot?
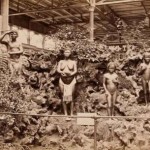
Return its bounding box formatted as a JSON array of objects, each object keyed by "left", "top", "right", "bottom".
[
  {"left": 138, "top": 51, "right": 150, "bottom": 106},
  {"left": 103, "top": 62, "right": 119, "bottom": 116},
  {"left": 0, "top": 30, "right": 23, "bottom": 77},
  {"left": 57, "top": 49, "right": 77, "bottom": 119}
]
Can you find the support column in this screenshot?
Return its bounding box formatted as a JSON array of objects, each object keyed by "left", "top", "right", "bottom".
[
  {"left": 1, "top": 0, "right": 9, "bottom": 34},
  {"left": 89, "top": 0, "right": 95, "bottom": 42},
  {"left": 27, "top": 22, "right": 31, "bottom": 44}
]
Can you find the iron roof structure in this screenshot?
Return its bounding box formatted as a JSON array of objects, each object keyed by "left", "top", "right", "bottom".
[{"left": 9, "top": 0, "right": 150, "bottom": 40}]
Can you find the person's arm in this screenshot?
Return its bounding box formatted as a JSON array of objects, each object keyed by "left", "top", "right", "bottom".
[
  {"left": 57, "top": 61, "right": 63, "bottom": 74},
  {"left": 0, "top": 31, "right": 11, "bottom": 45},
  {"left": 70, "top": 61, "right": 77, "bottom": 76},
  {"left": 113, "top": 74, "right": 119, "bottom": 84},
  {"left": 103, "top": 75, "right": 109, "bottom": 94}
]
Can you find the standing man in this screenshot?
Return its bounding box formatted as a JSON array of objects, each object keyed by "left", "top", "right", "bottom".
[{"left": 0, "top": 30, "right": 23, "bottom": 77}]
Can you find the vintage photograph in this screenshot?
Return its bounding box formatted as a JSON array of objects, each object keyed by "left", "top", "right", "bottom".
[{"left": 0, "top": 0, "right": 150, "bottom": 149}]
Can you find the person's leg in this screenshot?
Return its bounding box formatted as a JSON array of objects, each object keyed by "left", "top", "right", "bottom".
[
  {"left": 70, "top": 102, "right": 73, "bottom": 116},
  {"left": 59, "top": 80, "right": 67, "bottom": 115},
  {"left": 17, "top": 62, "right": 22, "bottom": 76},
  {"left": 106, "top": 93, "right": 112, "bottom": 116},
  {"left": 112, "top": 91, "right": 118, "bottom": 116},
  {"left": 148, "top": 80, "right": 150, "bottom": 103},
  {"left": 142, "top": 80, "right": 148, "bottom": 106},
  {"left": 63, "top": 103, "right": 68, "bottom": 115},
  {"left": 70, "top": 83, "right": 75, "bottom": 116},
  {"left": 8, "top": 61, "right": 14, "bottom": 78}
]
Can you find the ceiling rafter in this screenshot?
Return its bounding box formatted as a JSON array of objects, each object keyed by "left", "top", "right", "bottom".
[
  {"left": 61, "top": 9, "right": 82, "bottom": 21},
  {"left": 95, "top": 7, "right": 117, "bottom": 29},
  {"left": 10, "top": 2, "right": 50, "bottom": 24},
  {"left": 9, "top": 3, "right": 88, "bottom": 16},
  {"left": 8, "top": 0, "right": 150, "bottom": 38},
  {"left": 31, "top": 13, "right": 99, "bottom": 22}
]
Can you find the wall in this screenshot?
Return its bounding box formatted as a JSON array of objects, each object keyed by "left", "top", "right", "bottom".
[{"left": 10, "top": 25, "right": 56, "bottom": 50}]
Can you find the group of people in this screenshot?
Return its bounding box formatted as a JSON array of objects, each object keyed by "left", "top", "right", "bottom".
[
  {"left": 57, "top": 48, "right": 150, "bottom": 117},
  {"left": 1, "top": 30, "right": 150, "bottom": 119}
]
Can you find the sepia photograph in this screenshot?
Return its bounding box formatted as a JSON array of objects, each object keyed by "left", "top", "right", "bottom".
[{"left": 0, "top": 0, "right": 150, "bottom": 149}]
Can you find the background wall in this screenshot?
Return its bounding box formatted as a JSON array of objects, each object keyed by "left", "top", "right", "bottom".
[{"left": 9, "top": 25, "right": 56, "bottom": 50}]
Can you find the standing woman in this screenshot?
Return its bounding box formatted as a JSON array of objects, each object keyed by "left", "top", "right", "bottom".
[
  {"left": 103, "top": 62, "right": 119, "bottom": 116},
  {"left": 57, "top": 48, "right": 77, "bottom": 117},
  {"left": 0, "top": 30, "right": 23, "bottom": 77}
]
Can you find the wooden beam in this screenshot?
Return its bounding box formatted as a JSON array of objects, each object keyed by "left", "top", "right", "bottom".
[
  {"left": 84, "top": 2, "right": 117, "bottom": 30},
  {"left": 141, "top": 1, "right": 148, "bottom": 15},
  {"left": 61, "top": 9, "right": 81, "bottom": 21},
  {"left": 51, "top": 10, "right": 73, "bottom": 22},
  {"left": 95, "top": 7, "right": 117, "bottom": 29},
  {"left": 9, "top": 3, "right": 88, "bottom": 16},
  {"left": 42, "top": 19, "right": 110, "bottom": 26},
  {"left": 31, "top": 13, "right": 99, "bottom": 22},
  {"left": 105, "top": 5, "right": 128, "bottom": 25},
  {"left": 96, "top": 0, "right": 142, "bottom": 6},
  {"left": 95, "top": 16, "right": 109, "bottom": 30}
]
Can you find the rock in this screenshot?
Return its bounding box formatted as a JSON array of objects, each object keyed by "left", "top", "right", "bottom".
[
  {"left": 33, "top": 95, "right": 47, "bottom": 105},
  {"left": 21, "top": 136, "right": 34, "bottom": 145},
  {"left": 40, "top": 135, "right": 59, "bottom": 147},
  {"left": 4, "top": 130, "right": 14, "bottom": 142},
  {"left": 45, "top": 124, "right": 57, "bottom": 135},
  {"left": 73, "top": 134, "right": 84, "bottom": 147}
]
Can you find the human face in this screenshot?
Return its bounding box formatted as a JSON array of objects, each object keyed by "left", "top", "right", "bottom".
[
  {"left": 10, "top": 32, "right": 18, "bottom": 40},
  {"left": 64, "top": 50, "right": 71, "bottom": 58},
  {"left": 108, "top": 65, "right": 115, "bottom": 73}
]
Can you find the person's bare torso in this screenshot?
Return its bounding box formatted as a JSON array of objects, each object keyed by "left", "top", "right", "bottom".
[
  {"left": 104, "top": 73, "right": 118, "bottom": 93},
  {"left": 8, "top": 41, "right": 21, "bottom": 60},
  {"left": 60, "top": 60, "right": 74, "bottom": 75},
  {"left": 59, "top": 60, "right": 75, "bottom": 84},
  {"left": 141, "top": 63, "right": 150, "bottom": 81}
]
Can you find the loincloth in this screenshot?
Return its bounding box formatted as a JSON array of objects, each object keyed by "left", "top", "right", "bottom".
[{"left": 59, "top": 77, "right": 76, "bottom": 103}]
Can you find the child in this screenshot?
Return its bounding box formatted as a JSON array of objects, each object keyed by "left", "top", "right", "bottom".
[
  {"left": 103, "top": 62, "right": 119, "bottom": 116},
  {"left": 137, "top": 52, "right": 150, "bottom": 106}
]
